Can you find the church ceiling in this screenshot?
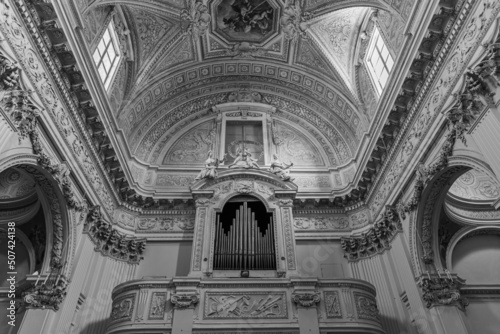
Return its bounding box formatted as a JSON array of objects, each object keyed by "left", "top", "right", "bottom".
[{"left": 59, "top": 0, "right": 419, "bottom": 203}]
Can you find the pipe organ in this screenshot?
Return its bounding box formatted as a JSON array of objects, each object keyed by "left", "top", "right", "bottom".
[{"left": 214, "top": 200, "right": 276, "bottom": 270}]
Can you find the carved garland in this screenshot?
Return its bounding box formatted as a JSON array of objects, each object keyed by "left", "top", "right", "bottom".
[
  {"left": 341, "top": 206, "right": 401, "bottom": 261},
  {"left": 84, "top": 206, "right": 146, "bottom": 263}
]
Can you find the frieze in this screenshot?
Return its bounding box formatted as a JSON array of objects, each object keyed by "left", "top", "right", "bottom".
[
  {"left": 84, "top": 206, "right": 146, "bottom": 263},
  {"left": 282, "top": 207, "right": 296, "bottom": 270},
  {"left": 204, "top": 292, "right": 287, "bottom": 319},
  {"left": 445, "top": 203, "right": 500, "bottom": 221},
  {"left": 136, "top": 216, "right": 195, "bottom": 232},
  {"left": 294, "top": 216, "right": 350, "bottom": 231},
  {"left": 341, "top": 206, "right": 402, "bottom": 261}
]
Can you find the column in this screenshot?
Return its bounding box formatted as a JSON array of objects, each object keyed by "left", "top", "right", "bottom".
[{"left": 189, "top": 192, "right": 214, "bottom": 277}]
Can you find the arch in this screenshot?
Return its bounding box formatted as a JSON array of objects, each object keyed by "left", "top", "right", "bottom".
[
  {"left": 412, "top": 152, "right": 500, "bottom": 276},
  {"left": 0, "top": 159, "right": 78, "bottom": 279}
]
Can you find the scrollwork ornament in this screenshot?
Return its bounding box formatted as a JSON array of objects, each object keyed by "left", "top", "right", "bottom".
[
  {"left": 292, "top": 292, "right": 320, "bottom": 308},
  {"left": 341, "top": 206, "right": 401, "bottom": 261},
  {"left": 22, "top": 277, "right": 68, "bottom": 311},
  {"left": 418, "top": 274, "right": 469, "bottom": 311},
  {"left": 170, "top": 294, "right": 199, "bottom": 309}
]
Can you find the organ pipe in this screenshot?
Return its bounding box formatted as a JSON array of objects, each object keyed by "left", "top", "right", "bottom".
[{"left": 214, "top": 202, "right": 276, "bottom": 270}]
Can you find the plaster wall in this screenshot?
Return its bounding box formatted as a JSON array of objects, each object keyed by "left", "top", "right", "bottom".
[
  {"left": 295, "top": 240, "right": 349, "bottom": 278},
  {"left": 136, "top": 241, "right": 192, "bottom": 278},
  {"left": 452, "top": 234, "right": 500, "bottom": 284},
  {"left": 463, "top": 299, "right": 500, "bottom": 334}
]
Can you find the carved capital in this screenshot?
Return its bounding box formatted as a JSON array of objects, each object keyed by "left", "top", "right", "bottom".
[
  {"left": 341, "top": 206, "right": 401, "bottom": 261},
  {"left": 84, "top": 206, "right": 146, "bottom": 263},
  {"left": 418, "top": 274, "right": 468, "bottom": 311},
  {"left": 292, "top": 291, "right": 320, "bottom": 308},
  {"left": 170, "top": 293, "right": 199, "bottom": 309},
  {"left": 22, "top": 277, "right": 68, "bottom": 311}
]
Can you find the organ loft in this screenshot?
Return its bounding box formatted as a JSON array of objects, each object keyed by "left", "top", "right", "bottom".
[{"left": 1, "top": 0, "right": 500, "bottom": 334}]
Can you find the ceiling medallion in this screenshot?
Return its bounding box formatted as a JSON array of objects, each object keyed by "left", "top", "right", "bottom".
[{"left": 212, "top": 0, "right": 280, "bottom": 44}]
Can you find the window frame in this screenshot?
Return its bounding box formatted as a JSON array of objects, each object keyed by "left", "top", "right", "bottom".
[
  {"left": 92, "top": 20, "right": 122, "bottom": 91},
  {"left": 365, "top": 26, "right": 394, "bottom": 96}
]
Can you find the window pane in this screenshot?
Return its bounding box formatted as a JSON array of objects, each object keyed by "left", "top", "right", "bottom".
[
  {"left": 98, "top": 40, "right": 106, "bottom": 56},
  {"left": 108, "top": 45, "right": 116, "bottom": 62},
  {"left": 103, "top": 53, "right": 111, "bottom": 71},
  {"left": 103, "top": 29, "right": 110, "bottom": 44},
  {"left": 379, "top": 69, "right": 389, "bottom": 85},
  {"left": 381, "top": 46, "right": 389, "bottom": 62},
  {"left": 376, "top": 36, "right": 384, "bottom": 52},
  {"left": 98, "top": 65, "right": 106, "bottom": 81},
  {"left": 93, "top": 49, "right": 100, "bottom": 65},
  {"left": 386, "top": 56, "right": 394, "bottom": 71}
]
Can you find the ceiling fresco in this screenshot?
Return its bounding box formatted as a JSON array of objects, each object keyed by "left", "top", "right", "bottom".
[{"left": 213, "top": 0, "right": 278, "bottom": 43}]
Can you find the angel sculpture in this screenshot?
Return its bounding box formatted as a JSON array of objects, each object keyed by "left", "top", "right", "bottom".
[
  {"left": 180, "top": 0, "right": 211, "bottom": 36},
  {"left": 195, "top": 151, "right": 227, "bottom": 180},
  {"left": 228, "top": 147, "right": 260, "bottom": 169},
  {"left": 269, "top": 154, "right": 293, "bottom": 181},
  {"left": 280, "top": 0, "right": 312, "bottom": 40}
]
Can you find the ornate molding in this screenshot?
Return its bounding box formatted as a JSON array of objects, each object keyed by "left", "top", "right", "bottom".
[
  {"left": 292, "top": 291, "right": 320, "bottom": 308},
  {"left": 281, "top": 0, "right": 313, "bottom": 41},
  {"left": 353, "top": 292, "right": 380, "bottom": 321},
  {"left": 418, "top": 274, "right": 469, "bottom": 311},
  {"left": 170, "top": 293, "right": 199, "bottom": 309},
  {"left": 341, "top": 206, "right": 401, "bottom": 261},
  {"left": 22, "top": 276, "right": 68, "bottom": 311},
  {"left": 84, "top": 206, "right": 146, "bottom": 263},
  {"left": 180, "top": 0, "right": 211, "bottom": 37}
]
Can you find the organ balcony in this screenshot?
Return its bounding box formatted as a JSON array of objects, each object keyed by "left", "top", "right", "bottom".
[{"left": 106, "top": 277, "right": 384, "bottom": 334}]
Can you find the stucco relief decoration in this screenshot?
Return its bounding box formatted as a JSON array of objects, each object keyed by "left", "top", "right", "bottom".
[
  {"left": 110, "top": 294, "right": 136, "bottom": 321},
  {"left": 163, "top": 123, "right": 216, "bottom": 165},
  {"left": 181, "top": 0, "right": 211, "bottom": 37},
  {"left": 354, "top": 293, "right": 379, "bottom": 320},
  {"left": 341, "top": 206, "right": 401, "bottom": 261},
  {"left": 324, "top": 291, "right": 342, "bottom": 318},
  {"left": 23, "top": 277, "right": 68, "bottom": 311},
  {"left": 294, "top": 216, "right": 349, "bottom": 231},
  {"left": 228, "top": 147, "right": 261, "bottom": 169},
  {"left": 171, "top": 293, "right": 199, "bottom": 309},
  {"left": 204, "top": 292, "right": 287, "bottom": 318},
  {"left": 84, "top": 206, "right": 146, "bottom": 263},
  {"left": 281, "top": 0, "right": 313, "bottom": 41},
  {"left": 292, "top": 291, "right": 320, "bottom": 308},
  {"left": 0, "top": 52, "right": 20, "bottom": 89},
  {"left": 137, "top": 216, "right": 195, "bottom": 231},
  {"left": 225, "top": 42, "right": 265, "bottom": 58},
  {"left": 418, "top": 274, "right": 468, "bottom": 311},
  {"left": 149, "top": 292, "right": 168, "bottom": 319},
  {"left": 271, "top": 122, "right": 323, "bottom": 166}
]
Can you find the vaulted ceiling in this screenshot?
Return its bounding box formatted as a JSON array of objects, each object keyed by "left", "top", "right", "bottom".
[{"left": 68, "top": 0, "right": 416, "bottom": 200}]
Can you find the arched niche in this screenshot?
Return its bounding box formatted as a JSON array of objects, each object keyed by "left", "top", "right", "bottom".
[
  {"left": 0, "top": 162, "right": 77, "bottom": 280},
  {"left": 190, "top": 169, "right": 297, "bottom": 278},
  {"left": 446, "top": 226, "right": 500, "bottom": 285},
  {"left": 412, "top": 153, "right": 500, "bottom": 276}
]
